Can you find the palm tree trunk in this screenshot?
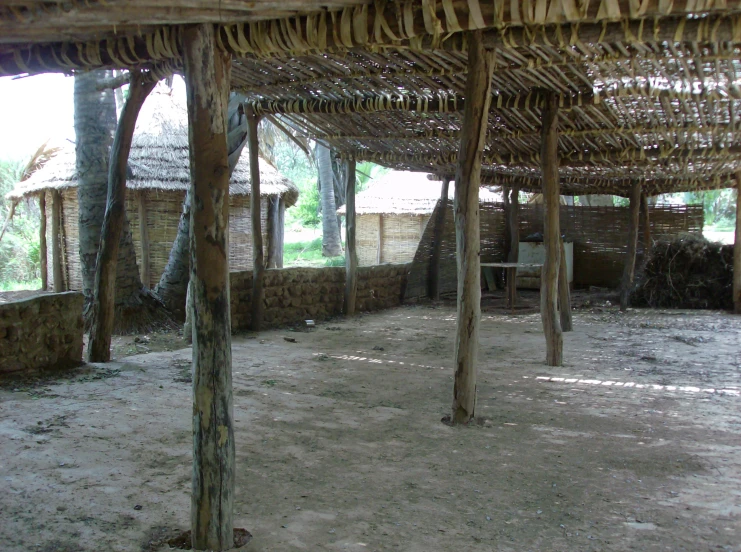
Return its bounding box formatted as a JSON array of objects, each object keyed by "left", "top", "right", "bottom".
[{"left": 317, "top": 143, "right": 343, "bottom": 257}]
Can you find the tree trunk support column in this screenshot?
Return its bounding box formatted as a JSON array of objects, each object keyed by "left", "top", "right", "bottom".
[
  {"left": 344, "top": 158, "right": 358, "bottom": 315},
  {"left": 540, "top": 92, "right": 563, "bottom": 367},
  {"left": 428, "top": 177, "right": 450, "bottom": 299},
  {"left": 451, "top": 31, "right": 495, "bottom": 424},
  {"left": 88, "top": 70, "right": 155, "bottom": 362},
  {"left": 734, "top": 174, "right": 741, "bottom": 314},
  {"left": 51, "top": 190, "right": 64, "bottom": 292},
  {"left": 640, "top": 192, "right": 652, "bottom": 251},
  {"left": 138, "top": 192, "right": 151, "bottom": 287},
  {"left": 183, "top": 23, "right": 235, "bottom": 551},
  {"left": 247, "top": 106, "right": 265, "bottom": 331},
  {"left": 620, "top": 181, "right": 642, "bottom": 311},
  {"left": 39, "top": 193, "right": 48, "bottom": 290},
  {"left": 266, "top": 196, "right": 280, "bottom": 269},
  {"left": 507, "top": 187, "right": 520, "bottom": 308},
  {"left": 558, "top": 240, "right": 572, "bottom": 331}
]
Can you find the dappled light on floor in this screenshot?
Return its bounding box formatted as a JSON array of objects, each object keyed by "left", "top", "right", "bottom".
[{"left": 534, "top": 375, "right": 740, "bottom": 397}]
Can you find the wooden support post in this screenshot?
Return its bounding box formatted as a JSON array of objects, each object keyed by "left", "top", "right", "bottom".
[
  {"left": 428, "top": 177, "right": 450, "bottom": 299},
  {"left": 377, "top": 214, "right": 384, "bottom": 264},
  {"left": 247, "top": 107, "right": 265, "bottom": 331},
  {"left": 558, "top": 240, "right": 572, "bottom": 331},
  {"left": 620, "top": 181, "right": 642, "bottom": 311},
  {"left": 540, "top": 91, "right": 563, "bottom": 367},
  {"left": 344, "top": 158, "right": 357, "bottom": 315},
  {"left": 506, "top": 187, "right": 520, "bottom": 308},
  {"left": 51, "top": 190, "right": 64, "bottom": 292},
  {"left": 451, "top": 31, "right": 494, "bottom": 424},
  {"left": 734, "top": 175, "right": 741, "bottom": 314},
  {"left": 87, "top": 70, "right": 155, "bottom": 363},
  {"left": 276, "top": 199, "right": 285, "bottom": 268},
  {"left": 39, "top": 193, "right": 48, "bottom": 290},
  {"left": 183, "top": 23, "right": 235, "bottom": 551},
  {"left": 640, "top": 192, "right": 652, "bottom": 252},
  {"left": 266, "top": 196, "right": 280, "bottom": 269},
  {"left": 138, "top": 192, "right": 151, "bottom": 287}
]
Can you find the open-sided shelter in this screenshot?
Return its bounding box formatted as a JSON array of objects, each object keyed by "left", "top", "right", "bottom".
[{"left": 7, "top": 88, "right": 299, "bottom": 291}]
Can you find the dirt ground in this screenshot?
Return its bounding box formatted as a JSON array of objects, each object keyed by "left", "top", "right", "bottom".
[{"left": 1, "top": 291, "right": 740, "bottom": 552}]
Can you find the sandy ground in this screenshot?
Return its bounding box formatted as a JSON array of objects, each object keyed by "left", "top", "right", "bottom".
[{"left": 1, "top": 292, "right": 740, "bottom": 552}]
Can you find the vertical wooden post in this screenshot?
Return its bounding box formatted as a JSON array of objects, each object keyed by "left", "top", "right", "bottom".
[
  {"left": 39, "top": 193, "right": 48, "bottom": 291},
  {"left": 344, "top": 158, "right": 358, "bottom": 315},
  {"left": 558, "top": 240, "right": 572, "bottom": 331},
  {"left": 266, "top": 196, "right": 279, "bottom": 269},
  {"left": 540, "top": 91, "right": 563, "bottom": 367},
  {"left": 377, "top": 214, "right": 384, "bottom": 264},
  {"left": 88, "top": 70, "right": 156, "bottom": 363},
  {"left": 451, "top": 31, "right": 494, "bottom": 424},
  {"left": 620, "top": 181, "right": 642, "bottom": 311},
  {"left": 51, "top": 190, "right": 64, "bottom": 292},
  {"left": 138, "top": 192, "right": 151, "bottom": 288},
  {"left": 428, "top": 177, "right": 450, "bottom": 299},
  {"left": 507, "top": 186, "right": 520, "bottom": 308},
  {"left": 640, "top": 192, "right": 652, "bottom": 252},
  {"left": 276, "top": 199, "right": 285, "bottom": 269},
  {"left": 247, "top": 107, "right": 265, "bottom": 331},
  {"left": 183, "top": 23, "right": 235, "bottom": 551},
  {"left": 734, "top": 174, "right": 741, "bottom": 314}
]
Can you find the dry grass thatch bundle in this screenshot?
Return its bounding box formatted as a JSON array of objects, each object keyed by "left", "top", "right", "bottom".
[{"left": 632, "top": 235, "right": 734, "bottom": 311}]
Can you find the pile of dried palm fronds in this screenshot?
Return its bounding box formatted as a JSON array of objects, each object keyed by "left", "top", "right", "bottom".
[{"left": 632, "top": 234, "right": 733, "bottom": 310}]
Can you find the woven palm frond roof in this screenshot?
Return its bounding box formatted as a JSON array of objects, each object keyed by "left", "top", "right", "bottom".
[
  {"left": 7, "top": 86, "right": 299, "bottom": 206},
  {"left": 2, "top": 1, "right": 741, "bottom": 198}
]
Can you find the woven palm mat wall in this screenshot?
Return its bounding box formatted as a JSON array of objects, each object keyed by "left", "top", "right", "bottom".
[
  {"left": 357, "top": 213, "right": 432, "bottom": 267},
  {"left": 404, "top": 202, "right": 703, "bottom": 299}
]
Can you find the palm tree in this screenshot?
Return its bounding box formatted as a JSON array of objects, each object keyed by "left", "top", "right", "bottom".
[{"left": 316, "top": 142, "right": 343, "bottom": 257}]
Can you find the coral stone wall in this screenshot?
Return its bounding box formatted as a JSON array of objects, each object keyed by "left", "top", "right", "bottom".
[
  {"left": 230, "top": 264, "right": 409, "bottom": 330},
  {"left": 0, "top": 292, "right": 84, "bottom": 375}
]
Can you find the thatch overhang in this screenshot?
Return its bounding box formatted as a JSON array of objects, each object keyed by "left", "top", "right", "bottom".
[
  {"left": 6, "top": 88, "right": 299, "bottom": 206},
  {"left": 2, "top": 2, "right": 741, "bottom": 198}
]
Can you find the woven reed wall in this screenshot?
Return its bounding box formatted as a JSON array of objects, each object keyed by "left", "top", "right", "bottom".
[
  {"left": 356, "top": 213, "right": 432, "bottom": 266},
  {"left": 405, "top": 201, "right": 703, "bottom": 298},
  {"left": 56, "top": 190, "right": 271, "bottom": 291}
]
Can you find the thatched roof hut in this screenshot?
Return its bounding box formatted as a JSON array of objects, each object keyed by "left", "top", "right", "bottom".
[
  {"left": 9, "top": 87, "right": 298, "bottom": 290},
  {"left": 338, "top": 171, "right": 499, "bottom": 266}
]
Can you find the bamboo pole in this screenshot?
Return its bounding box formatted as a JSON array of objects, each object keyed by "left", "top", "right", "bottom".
[
  {"left": 734, "top": 174, "right": 741, "bottom": 314},
  {"left": 88, "top": 69, "right": 156, "bottom": 363},
  {"left": 344, "top": 158, "right": 357, "bottom": 315},
  {"left": 451, "top": 31, "right": 494, "bottom": 424},
  {"left": 540, "top": 91, "right": 563, "bottom": 367},
  {"left": 39, "top": 193, "right": 47, "bottom": 290},
  {"left": 138, "top": 192, "right": 151, "bottom": 287},
  {"left": 558, "top": 240, "right": 572, "bottom": 332},
  {"left": 428, "top": 177, "right": 450, "bottom": 299},
  {"left": 51, "top": 190, "right": 64, "bottom": 292},
  {"left": 247, "top": 106, "right": 265, "bottom": 332},
  {"left": 620, "top": 181, "right": 642, "bottom": 311},
  {"left": 183, "top": 23, "right": 235, "bottom": 551}
]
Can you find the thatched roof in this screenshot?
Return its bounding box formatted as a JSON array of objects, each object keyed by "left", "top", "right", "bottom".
[
  {"left": 337, "top": 171, "right": 501, "bottom": 216},
  {"left": 7, "top": 86, "right": 299, "bottom": 206},
  {"left": 2, "top": 2, "right": 741, "bottom": 197}
]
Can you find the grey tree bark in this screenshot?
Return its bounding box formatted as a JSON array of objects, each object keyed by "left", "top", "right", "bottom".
[{"left": 317, "top": 143, "right": 343, "bottom": 257}]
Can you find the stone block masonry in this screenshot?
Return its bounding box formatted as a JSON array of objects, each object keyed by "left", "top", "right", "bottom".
[
  {"left": 0, "top": 292, "right": 84, "bottom": 375},
  {"left": 230, "top": 264, "right": 410, "bottom": 330}
]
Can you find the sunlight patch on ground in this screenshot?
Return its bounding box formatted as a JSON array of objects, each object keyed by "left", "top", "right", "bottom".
[{"left": 534, "top": 376, "right": 740, "bottom": 397}]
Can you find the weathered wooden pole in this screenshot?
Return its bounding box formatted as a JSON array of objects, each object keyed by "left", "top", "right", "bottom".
[
  {"left": 88, "top": 70, "right": 156, "bottom": 362},
  {"left": 246, "top": 106, "right": 265, "bottom": 331},
  {"left": 51, "top": 190, "right": 64, "bottom": 292},
  {"left": 507, "top": 186, "right": 520, "bottom": 308},
  {"left": 540, "top": 91, "right": 563, "bottom": 366},
  {"left": 640, "top": 192, "right": 652, "bottom": 252},
  {"left": 428, "top": 177, "right": 450, "bottom": 299},
  {"left": 734, "top": 174, "right": 741, "bottom": 314},
  {"left": 620, "top": 181, "right": 642, "bottom": 311},
  {"left": 183, "top": 23, "right": 235, "bottom": 551},
  {"left": 451, "top": 31, "right": 494, "bottom": 424},
  {"left": 344, "top": 158, "right": 358, "bottom": 315},
  {"left": 558, "top": 239, "right": 572, "bottom": 331},
  {"left": 376, "top": 214, "right": 384, "bottom": 264},
  {"left": 39, "top": 193, "right": 48, "bottom": 290},
  {"left": 137, "top": 192, "right": 151, "bottom": 287},
  {"left": 266, "top": 196, "right": 280, "bottom": 269},
  {"left": 277, "top": 199, "right": 285, "bottom": 268}
]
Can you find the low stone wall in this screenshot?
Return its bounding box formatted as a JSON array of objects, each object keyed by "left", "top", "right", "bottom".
[
  {"left": 0, "top": 292, "right": 84, "bottom": 375},
  {"left": 231, "top": 263, "right": 409, "bottom": 330}
]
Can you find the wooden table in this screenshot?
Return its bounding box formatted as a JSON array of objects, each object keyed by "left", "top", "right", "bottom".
[{"left": 481, "top": 262, "right": 543, "bottom": 309}]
